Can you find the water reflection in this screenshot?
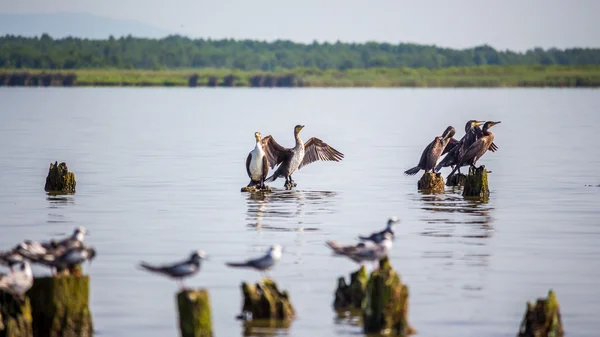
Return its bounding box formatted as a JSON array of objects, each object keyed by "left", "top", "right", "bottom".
[
  {"left": 244, "top": 189, "right": 338, "bottom": 232},
  {"left": 241, "top": 319, "right": 292, "bottom": 337},
  {"left": 46, "top": 193, "right": 75, "bottom": 224},
  {"left": 412, "top": 188, "right": 495, "bottom": 297}
]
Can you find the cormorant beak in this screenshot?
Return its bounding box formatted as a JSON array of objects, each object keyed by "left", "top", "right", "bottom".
[
  {"left": 300, "top": 125, "right": 305, "bottom": 130},
  {"left": 491, "top": 121, "right": 501, "bottom": 126}
]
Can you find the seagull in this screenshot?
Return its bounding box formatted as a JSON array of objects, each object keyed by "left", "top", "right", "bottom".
[
  {"left": 358, "top": 216, "right": 399, "bottom": 243},
  {"left": 326, "top": 232, "right": 393, "bottom": 267},
  {"left": 0, "top": 249, "right": 26, "bottom": 272},
  {"left": 0, "top": 261, "right": 33, "bottom": 302},
  {"left": 139, "top": 250, "right": 207, "bottom": 289},
  {"left": 43, "top": 226, "right": 89, "bottom": 249},
  {"left": 225, "top": 245, "right": 282, "bottom": 277}
]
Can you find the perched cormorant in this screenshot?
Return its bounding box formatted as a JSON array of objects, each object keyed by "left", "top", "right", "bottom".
[
  {"left": 404, "top": 126, "right": 456, "bottom": 176},
  {"left": 246, "top": 131, "right": 269, "bottom": 189},
  {"left": 447, "top": 121, "right": 501, "bottom": 178},
  {"left": 435, "top": 120, "right": 499, "bottom": 173},
  {"left": 261, "top": 125, "right": 344, "bottom": 188}
]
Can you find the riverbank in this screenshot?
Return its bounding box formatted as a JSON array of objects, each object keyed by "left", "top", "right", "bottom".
[{"left": 1, "top": 65, "right": 599, "bottom": 88}]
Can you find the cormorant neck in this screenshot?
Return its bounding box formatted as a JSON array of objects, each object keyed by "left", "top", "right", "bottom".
[{"left": 294, "top": 132, "right": 303, "bottom": 146}]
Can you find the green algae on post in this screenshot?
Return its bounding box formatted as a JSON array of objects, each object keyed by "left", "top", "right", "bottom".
[
  {"left": 417, "top": 172, "right": 445, "bottom": 193},
  {"left": 518, "top": 289, "right": 564, "bottom": 337},
  {"left": 0, "top": 291, "right": 33, "bottom": 337},
  {"left": 240, "top": 186, "right": 272, "bottom": 193},
  {"left": 333, "top": 266, "right": 368, "bottom": 311},
  {"left": 177, "top": 289, "right": 213, "bottom": 337},
  {"left": 25, "top": 276, "right": 92, "bottom": 337},
  {"left": 463, "top": 166, "right": 489, "bottom": 198},
  {"left": 363, "top": 257, "right": 415, "bottom": 336},
  {"left": 44, "top": 161, "right": 76, "bottom": 194},
  {"left": 238, "top": 278, "right": 295, "bottom": 321}
]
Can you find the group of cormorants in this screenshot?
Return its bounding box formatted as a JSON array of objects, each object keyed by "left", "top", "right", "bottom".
[
  {"left": 246, "top": 125, "right": 345, "bottom": 189},
  {"left": 404, "top": 120, "right": 501, "bottom": 180}
]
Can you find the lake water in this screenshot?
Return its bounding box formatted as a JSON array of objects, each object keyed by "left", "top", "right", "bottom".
[{"left": 1, "top": 87, "right": 599, "bottom": 337}]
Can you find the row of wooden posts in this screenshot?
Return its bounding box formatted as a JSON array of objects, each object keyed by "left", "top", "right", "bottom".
[{"left": 1, "top": 162, "right": 563, "bottom": 337}]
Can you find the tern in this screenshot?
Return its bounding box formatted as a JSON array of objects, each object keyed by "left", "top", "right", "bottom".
[
  {"left": 0, "top": 261, "right": 33, "bottom": 302},
  {"left": 139, "top": 250, "right": 207, "bottom": 289},
  {"left": 358, "top": 216, "right": 399, "bottom": 243},
  {"left": 225, "top": 245, "right": 282, "bottom": 277},
  {"left": 326, "top": 232, "right": 393, "bottom": 267}
]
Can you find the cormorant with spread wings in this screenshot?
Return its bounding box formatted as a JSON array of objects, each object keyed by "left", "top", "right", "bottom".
[{"left": 260, "top": 125, "right": 344, "bottom": 189}]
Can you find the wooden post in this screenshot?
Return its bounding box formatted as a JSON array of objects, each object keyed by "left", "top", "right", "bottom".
[
  {"left": 26, "top": 276, "right": 92, "bottom": 337},
  {"left": 463, "top": 166, "right": 489, "bottom": 198},
  {"left": 333, "top": 266, "right": 368, "bottom": 310},
  {"left": 518, "top": 290, "right": 564, "bottom": 337},
  {"left": 0, "top": 292, "right": 32, "bottom": 337},
  {"left": 176, "top": 289, "right": 213, "bottom": 337},
  {"left": 44, "top": 161, "right": 76, "bottom": 194},
  {"left": 363, "top": 257, "right": 415, "bottom": 336},
  {"left": 446, "top": 173, "right": 467, "bottom": 186},
  {"left": 238, "top": 278, "right": 295, "bottom": 321},
  {"left": 417, "top": 172, "right": 444, "bottom": 193}
]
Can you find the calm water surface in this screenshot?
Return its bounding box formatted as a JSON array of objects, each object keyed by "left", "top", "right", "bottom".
[{"left": 1, "top": 88, "right": 599, "bottom": 337}]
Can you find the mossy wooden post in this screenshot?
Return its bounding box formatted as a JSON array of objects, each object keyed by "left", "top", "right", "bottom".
[
  {"left": 463, "top": 166, "right": 489, "bottom": 198},
  {"left": 417, "top": 172, "right": 444, "bottom": 193},
  {"left": 333, "top": 266, "right": 368, "bottom": 310},
  {"left": 240, "top": 186, "right": 272, "bottom": 193},
  {"left": 517, "top": 290, "right": 564, "bottom": 337},
  {"left": 363, "top": 257, "right": 415, "bottom": 336},
  {"left": 0, "top": 292, "right": 33, "bottom": 337},
  {"left": 44, "top": 161, "right": 76, "bottom": 194},
  {"left": 176, "top": 289, "right": 213, "bottom": 337},
  {"left": 25, "top": 276, "right": 92, "bottom": 337},
  {"left": 446, "top": 173, "right": 467, "bottom": 186},
  {"left": 238, "top": 278, "right": 295, "bottom": 321}
]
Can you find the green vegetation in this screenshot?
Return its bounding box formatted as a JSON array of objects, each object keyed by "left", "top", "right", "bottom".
[
  {"left": 2, "top": 34, "right": 600, "bottom": 70},
  {"left": 1, "top": 65, "right": 599, "bottom": 87}
]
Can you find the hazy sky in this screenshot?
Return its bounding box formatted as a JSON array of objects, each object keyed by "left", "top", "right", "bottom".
[{"left": 2, "top": 0, "right": 599, "bottom": 50}]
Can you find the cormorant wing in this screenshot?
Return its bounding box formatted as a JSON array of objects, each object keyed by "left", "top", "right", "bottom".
[
  {"left": 460, "top": 138, "right": 488, "bottom": 164},
  {"left": 245, "top": 152, "right": 252, "bottom": 177},
  {"left": 260, "top": 136, "right": 292, "bottom": 169},
  {"left": 443, "top": 137, "right": 460, "bottom": 155},
  {"left": 299, "top": 137, "right": 344, "bottom": 170}
]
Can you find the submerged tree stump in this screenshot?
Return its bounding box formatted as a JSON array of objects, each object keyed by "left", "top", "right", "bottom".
[
  {"left": 26, "top": 276, "right": 92, "bottom": 337},
  {"left": 363, "top": 257, "right": 415, "bottom": 336},
  {"left": 0, "top": 292, "right": 33, "bottom": 337},
  {"left": 463, "top": 166, "right": 489, "bottom": 198},
  {"left": 518, "top": 290, "right": 564, "bottom": 337},
  {"left": 333, "top": 266, "right": 368, "bottom": 311},
  {"left": 417, "top": 172, "right": 444, "bottom": 193},
  {"left": 44, "top": 161, "right": 76, "bottom": 194},
  {"left": 240, "top": 186, "right": 272, "bottom": 193},
  {"left": 238, "top": 278, "right": 295, "bottom": 321},
  {"left": 446, "top": 173, "right": 467, "bottom": 187},
  {"left": 177, "top": 289, "right": 213, "bottom": 337}
]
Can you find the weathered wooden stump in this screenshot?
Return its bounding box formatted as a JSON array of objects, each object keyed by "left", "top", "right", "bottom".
[
  {"left": 0, "top": 292, "right": 33, "bottom": 337},
  {"left": 463, "top": 166, "right": 489, "bottom": 198},
  {"left": 26, "top": 276, "right": 92, "bottom": 337},
  {"left": 238, "top": 278, "right": 295, "bottom": 321},
  {"left": 518, "top": 289, "right": 564, "bottom": 337},
  {"left": 44, "top": 161, "right": 76, "bottom": 194},
  {"left": 446, "top": 173, "right": 467, "bottom": 186},
  {"left": 240, "top": 186, "right": 272, "bottom": 193},
  {"left": 177, "top": 289, "right": 213, "bottom": 337},
  {"left": 333, "top": 266, "right": 368, "bottom": 311},
  {"left": 417, "top": 172, "right": 444, "bottom": 193},
  {"left": 363, "top": 257, "right": 415, "bottom": 336}
]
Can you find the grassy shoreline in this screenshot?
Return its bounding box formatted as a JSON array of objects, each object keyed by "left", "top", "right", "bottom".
[{"left": 1, "top": 65, "right": 600, "bottom": 88}]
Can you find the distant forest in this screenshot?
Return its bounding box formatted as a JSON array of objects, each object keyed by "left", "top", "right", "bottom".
[{"left": 2, "top": 34, "right": 600, "bottom": 70}]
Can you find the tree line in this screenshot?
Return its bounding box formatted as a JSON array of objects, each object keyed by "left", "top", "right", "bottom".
[{"left": 1, "top": 34, "right": 600, "bottom": 70}]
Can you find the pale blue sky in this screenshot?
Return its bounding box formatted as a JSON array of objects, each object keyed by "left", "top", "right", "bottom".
[{"left": 1, "top": 0, "right": 599, "bottom": 50}]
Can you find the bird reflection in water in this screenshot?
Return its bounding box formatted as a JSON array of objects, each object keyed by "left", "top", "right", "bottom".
[
  {"left": 414, "top": 189, "right": 495, "bottom": 297},
  {"left": 245, "top": 189, "right": 337, "bottom": 232},
  {"left": 241, "top": 319, "right": 292, "bottom": 337}
]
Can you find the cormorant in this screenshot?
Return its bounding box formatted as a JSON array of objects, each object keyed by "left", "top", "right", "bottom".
[
  {"left": 261, "top": 125, "right": 344, "bottom": 188},
  {"left": 447, "top": 121, "right": 501, "bottom": 178},
  {"left": 404, "top": 126, "right": 456, "bottom": 176},
  {"left": 246, "top": 131, "right": 269, "bottom": 189},
  {"left": 435, "top": 120, "right": 499, "bottom": 173}
]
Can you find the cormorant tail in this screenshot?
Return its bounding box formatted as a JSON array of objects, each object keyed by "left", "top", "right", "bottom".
[
  {"left": 265, "top": 173, "right": 278, "bottom": 183},
  {"left": 404, "top": 166, "right": 421, "bottom": 176}
]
